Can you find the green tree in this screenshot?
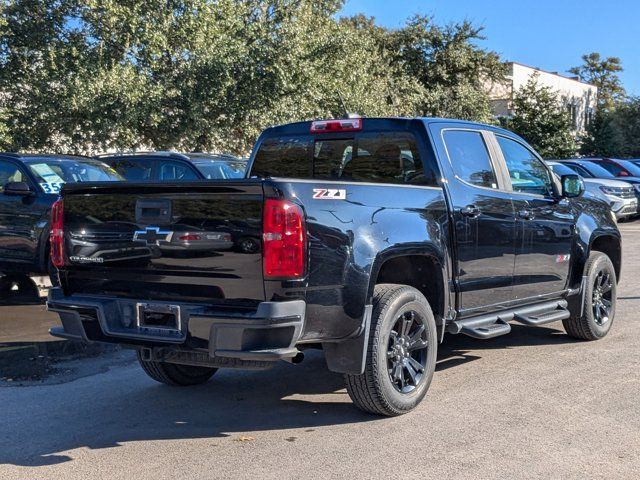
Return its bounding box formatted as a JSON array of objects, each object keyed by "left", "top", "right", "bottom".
[
  {"left": 614, "top": 97, "right": 640, "bottom": 157},
  {"left": 381, "top": 15, "right": 506, "bottom": 122},
  {"left": 569, "top": 52, "right": 625, "bottom": 111},
  {"left": 580, "top": 110, "right": 624, "bottom": 157},
  {"left": 0, "top": 1, "right": 507, "bottom": 154},
  {"left": 503, "top": 75, "right": 578, "bottom": 158}
]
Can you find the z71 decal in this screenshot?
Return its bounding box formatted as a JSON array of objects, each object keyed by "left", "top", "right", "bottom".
[{"left": 312, "top": 188, "right": 346, "bottom": 200}]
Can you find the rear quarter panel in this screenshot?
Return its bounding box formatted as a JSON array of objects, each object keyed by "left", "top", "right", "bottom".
[{"left": 267, "top": 180, "right": 451, "bottom": 342}]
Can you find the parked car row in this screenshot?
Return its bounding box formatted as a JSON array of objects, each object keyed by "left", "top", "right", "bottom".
[
  {"left": 547, "top": 158, "right": 640, "bottom": 221},
  {"left": 0, "top": 151, "right": 247, "bottom": 291}
]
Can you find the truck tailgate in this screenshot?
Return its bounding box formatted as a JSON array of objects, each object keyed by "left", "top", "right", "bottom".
[{"left": 59, "top": 181, "right": 265, "bottom": 305}]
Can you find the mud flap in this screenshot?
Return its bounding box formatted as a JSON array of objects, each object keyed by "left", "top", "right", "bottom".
[{"left": 322, "top": 305, "right": 372, "bottom": 375}]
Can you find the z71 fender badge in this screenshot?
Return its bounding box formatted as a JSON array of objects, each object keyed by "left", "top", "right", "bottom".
[{"left": 312, "top": 188, "right": 346, "bottom": 200}]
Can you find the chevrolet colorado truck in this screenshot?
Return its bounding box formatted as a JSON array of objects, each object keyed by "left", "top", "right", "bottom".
[{"left": 47, "top": 117, "right": 621, "bottom": 416}]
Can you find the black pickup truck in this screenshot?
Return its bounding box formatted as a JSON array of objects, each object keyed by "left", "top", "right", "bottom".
[{"left": 48, "top": 117, "right": 621, "bottom": 416}]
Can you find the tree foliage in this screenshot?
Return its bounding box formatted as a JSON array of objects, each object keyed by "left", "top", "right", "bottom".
[
  {"left": 570, "top": 52, "right": 625, "bottom": 112},
  {"left": 0, "top": 1, "right": 506, "bottom": 155},
  {"left": 502, "top": 75, "right": 578, "bottom": 158},
  {"left": 583, "top": 97, "right": 640, "bottom": 158}
]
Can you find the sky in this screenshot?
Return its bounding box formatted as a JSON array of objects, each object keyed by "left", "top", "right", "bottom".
[{"left": 340, "top": 0, "right": 640, "bottom": 96}]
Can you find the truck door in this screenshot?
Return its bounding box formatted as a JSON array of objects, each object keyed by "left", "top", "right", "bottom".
[
  {"left": 428, "top": 124, "right": 517, "bottom": 315},
  {"left": 492, "top": 134, "right": 574, "bottom": 299}
]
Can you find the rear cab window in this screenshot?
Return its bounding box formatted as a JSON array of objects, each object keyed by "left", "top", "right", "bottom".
[{"left": 250, "top": 120, "right": 439, "bottom": 187}]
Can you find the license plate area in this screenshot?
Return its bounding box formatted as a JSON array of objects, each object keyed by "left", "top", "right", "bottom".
[{"left": 136, "top": 303, "right": 181, "bottom": 332}]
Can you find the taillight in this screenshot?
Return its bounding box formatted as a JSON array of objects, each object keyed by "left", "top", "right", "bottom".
[
  {"left": 50, "top": 199, "right": 65, "bottom": 268},
  {"left": 178, "top": 234, "right": 201, "bottom": 241},
  {"left": 262, "top": 199, "right": 306, "bottom": 279},
  {"left": 310, "top": 118, "right": 362, "bottom": 133}
]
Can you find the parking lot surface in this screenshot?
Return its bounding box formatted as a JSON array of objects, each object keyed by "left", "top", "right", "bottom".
[{"left": 1, "top": 225, "right": 639, "bottom": 479}]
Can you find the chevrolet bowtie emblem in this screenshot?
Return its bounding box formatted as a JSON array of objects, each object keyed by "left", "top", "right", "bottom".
[{"left": 133, "top": 227, "right": 173, "bottom": 245}]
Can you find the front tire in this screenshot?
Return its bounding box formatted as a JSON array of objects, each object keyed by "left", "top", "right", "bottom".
[
  {"left": 563, "top": 251, "right": 617, "bottom": 340},
  {"left": 136, "top": 351, "right": 218, "bottom": 386},
  {"left": 345, "top": 284, "right": 437, "bottom": 416}
]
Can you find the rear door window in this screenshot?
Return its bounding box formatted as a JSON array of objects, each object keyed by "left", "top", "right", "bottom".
[{"left": 442, "top": 130, "right": 498, "bottom": 189}]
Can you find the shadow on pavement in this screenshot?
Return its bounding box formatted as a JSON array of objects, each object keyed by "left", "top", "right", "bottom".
[
  {"left": 0, "top": 275, "right": 115, "bottom": 380},
  {"left": 0, "top": 322, "right": 581, "bottom": 467},
  {"left": 436, "top": 323, "right": 579, "bottom": 371}
]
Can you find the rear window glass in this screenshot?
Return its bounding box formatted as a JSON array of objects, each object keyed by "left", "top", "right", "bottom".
[
  {"left": 251, "top": 131, "right": 437, "bottom": 186},
  {"left": 251, "top": 137, "right": 310, "bottom": 179},
  {"left": 108, "top": 158, "right": 153, "bottom": 181}
]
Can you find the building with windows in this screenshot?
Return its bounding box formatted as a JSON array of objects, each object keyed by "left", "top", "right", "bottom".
[{"left": 487, "top": 62, "right": 598, "bottom": 134}]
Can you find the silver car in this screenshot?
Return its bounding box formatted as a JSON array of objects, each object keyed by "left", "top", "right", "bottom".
[{"left": 547, "top": 161, "right": 637, "bottom": 220}]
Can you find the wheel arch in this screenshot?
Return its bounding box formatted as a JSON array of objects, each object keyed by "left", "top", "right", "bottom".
[
  {"left": 589, "top": 234, "right": 622, "bottom": 282},
  {"left": 368, "top": 249, "right": 450, "bottom": 326}
]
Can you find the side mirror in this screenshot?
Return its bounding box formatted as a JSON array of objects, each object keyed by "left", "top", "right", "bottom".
[
  {"left": 3, "top": 181, "right": 34, "bottom": 196},
  {"left": 561, "top": 174, "right": 584, "bottom": 198}
]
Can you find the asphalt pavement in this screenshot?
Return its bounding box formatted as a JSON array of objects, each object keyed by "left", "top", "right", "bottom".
[{"left": 1, "top": 225, "right": 639, "bottom": 479}]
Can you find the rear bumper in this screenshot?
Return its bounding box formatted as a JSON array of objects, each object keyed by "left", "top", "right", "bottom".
[{"left": 47, "top": 287, "right": 305, "bottom": 362}]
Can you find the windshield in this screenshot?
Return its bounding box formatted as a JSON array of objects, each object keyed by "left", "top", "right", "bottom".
[
  {"left": 548, "top": 163, "right": 579, "bottom": 177},
  {"left": 25, "top": 158, "right": 123, "bottom": 194},
  {"left": 575, "top": 162, "right": 616, "bottom": 178},
  {"left": 193, "top": 160, "right": 246, "bottom": 179},
  {"left": 617, "top": 160, "right": 640, "bottom": 176}
]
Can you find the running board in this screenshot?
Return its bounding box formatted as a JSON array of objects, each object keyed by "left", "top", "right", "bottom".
[
  {"left": 461, "top": 318, "right": 511, "bottom": 339},
  {"left": 448, "top": 299, "right": 569, "bottom": 339}
]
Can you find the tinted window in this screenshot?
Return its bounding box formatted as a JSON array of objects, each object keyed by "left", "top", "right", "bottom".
[
  {"left": 571, "top": 162, "right": 614, "bottom": 179},
  {"left": 617, "top": 160, "right": 640, "bottom": 176},
  {"left": 549, "top": 163, "right": 578, "bottom": 177},
  {"left": 251, "top": 137, "right": 311, "bottom": 179},
  {"left": 565, "top": 163, "right": 594, "bottom": 178},
  {"left": 443, "top": 130, "right": 497, "bottom": 189},
  {"left": 194, "top": 161, "right": 246, "bottom": 179},
  {"left": 252, "top": 132, "right": 437, "bottom": 186},
  {"left": 158, "top": 160, "right": 200, "bottom": 181},
  {"left": 314, "top": 133, "right": 433, "bottom": 185},
  {"left": 0, "top": 161, "right": 26, "bottom": 192},
  {"left": 497, "top": 136, "right": 553, "bottom": 196},
  {"left": 108, "top": 158, "right": 153, "bottom": 181},
  {"left": 593, "top": 160, "right": 625, "bottom": 176}
]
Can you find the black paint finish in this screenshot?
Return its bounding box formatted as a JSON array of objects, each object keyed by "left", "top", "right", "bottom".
[{"left": 50, "top": 118, "right": 622, "bottom": 373}]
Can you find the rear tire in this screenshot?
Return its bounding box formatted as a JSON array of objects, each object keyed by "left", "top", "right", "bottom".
[
  {"left": 563, "top": 251, "right": 616, "bottom": 340},
  {"left": 345, "top": 284, "right": 437, "bottom": 416},
  {"left": 136, "top": 351, "right": 218, "bottom": 386}
]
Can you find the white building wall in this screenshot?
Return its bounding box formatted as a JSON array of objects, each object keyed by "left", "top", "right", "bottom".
[{"left": 489, "top": 62, "right": 598, "bottom": 133}]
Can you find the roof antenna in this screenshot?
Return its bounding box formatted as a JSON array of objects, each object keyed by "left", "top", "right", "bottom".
[{"left": 337, "top": 91, "right": 360, "bottom": 119}]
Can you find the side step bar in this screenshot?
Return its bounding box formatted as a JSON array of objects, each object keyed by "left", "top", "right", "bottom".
[{"left": 448, "top": 299, "right": 570, "bottom": 340}]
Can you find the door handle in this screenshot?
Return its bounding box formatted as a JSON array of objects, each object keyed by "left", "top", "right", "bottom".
[
  {"left": 518, "top": 209, "right": 535, "bottom": 220},
  {"left": 460, "top": 205, "right": 481, "bottom": 218}
]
